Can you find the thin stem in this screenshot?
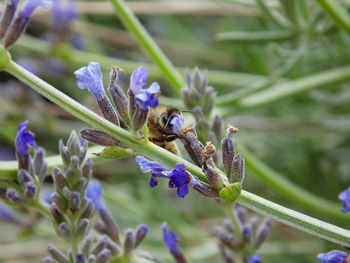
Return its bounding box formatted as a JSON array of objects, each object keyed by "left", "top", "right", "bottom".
[
  {"left": 3, "top": 55, "right": 350, "bottom": 247},
  {"left": 224, "top": 204, "right": 242, "bottom": 241},
  {"left": 317, "top": 0, "right": 350, "bottom": 34},
  {"left": 256, "top": 0, "right": 291, "bottom": 28},
  {"left": 108, "top": 0, "right": 185, "bottom": 94},
  {"left": 216, "top": 30, "right": 296, "bottom": 43},
  {"left": 32, "top": 200, "right": 51, "bottom": 218}
]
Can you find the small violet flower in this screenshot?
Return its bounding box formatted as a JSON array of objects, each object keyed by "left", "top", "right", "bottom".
[
  {"left": 136, "top": 156, "right": 193, "bottom": 198},
  {"left": 246, "top": 254, "right": 262, "bottom": 263},
  {"left": 130, "top": 66, "right": 149, "bottom": 95},
  {"left": 135, "top": 82, "right": 160, "bottom": 109},
  {"left": 52, "top": 0, "right": 77, "bottom": 28},
  {"left": 170, "top": 114, "right": 184, "bottom": 136},
  {"left": 74, "top": 62, "right": 105, "bottom": 99},
  {"left": 21, "top": 0, "right": 51, "bottom": 19},
  {"left": 15, "top": 121, "right": 36, "bottom": 157},
  {"left": 86, "top": 180, "right": 105, "bottom": 211},
  {"left": 317, "top": 250, "right": 348, "bottom": 263},
  {"left": 339, "top": 188, "right": 350, "bottom": 213},
  {"left": 0, "top": 202, "right": 17, "bottom": 223},
  {"left": 162, "top": 222, "right": 181, "bottom": 255}
]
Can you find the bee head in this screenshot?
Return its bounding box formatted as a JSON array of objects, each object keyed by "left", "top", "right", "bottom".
[{"left": 160, "top": 108, "right": 181, "bottom": 131}]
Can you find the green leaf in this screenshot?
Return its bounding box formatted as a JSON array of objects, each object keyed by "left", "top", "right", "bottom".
[{"left": 96, "top": 146, "right": 135, "bottom": 160}]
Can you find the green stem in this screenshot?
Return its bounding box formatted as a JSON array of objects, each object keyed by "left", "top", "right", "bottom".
[
  {"left": 317, "top": 0, "right": 350, "bottom": 34},
  {"left": 32, "top": 200, "right": 51, "bottom": 218},
  {"left": 224, "top": 204, "right": 242, "bottom": 240},
  {"left": 239, "top": 145, "right": 348, "bottom": 222},
  {"left": 237, "top": 190, "right": 350, "bottom": 247},
  {"left": 3, "top": 55, "right": 350, "bottom": 246},
  {"left": 256, "top": 0, "right": 291, "bottom": 28},
  {"left": 108, "top": 0, "right": 184, "bottom": 94},
  {"left": 216, "top": 30, "right": 296, "bottom": 43}
]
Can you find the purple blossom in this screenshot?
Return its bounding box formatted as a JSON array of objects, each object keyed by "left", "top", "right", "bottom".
[
  {"left": 135, "top": 82, "right": 160, "bottom": 109},
  {"left": 317, "top": 250, "right": 348, "bottom": 263},
  {"left": 339, "top": 188, "right": 350, "bottom": 213},
  {"left": 130, "top": 67, "right": 148, "bottom": 95},
  {"left": 170, "top": 114, "right": 184, "bottom": 136},
  {"left": 162, "top": 223, "right": 181, "bottom": 255},
  {"left": 136, "top": 156, "right": 193, "bottom": 198},
  {"left": 40, "top": 189, "right": 53, "bottom": 204},
  {"left": 74, "top": 62, "right": 105, "bottom": 99},
  {"left": 246, "top": 254, "right": 262, "bottom": 263},
  {"left": 15, "top": 121, "right": 36, "bottom": 157},
  {"left": 52, "top": 0, "right": 77, "bottom": 29},
  {"left": 21, "top": 0, "right": 51, "bottom": 19},
  {"left": 86, "top": 180, "right": 105, "bottom": 211},
  {"left": 0, "top": 203, "right": 16, "bottom": 223}
]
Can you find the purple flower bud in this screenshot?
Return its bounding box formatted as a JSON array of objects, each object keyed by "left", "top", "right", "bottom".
[
  {"left": 96, "top": 249, "right": 110, "bottom": 263},
  {"left": 86, "top": 180, "right": 105, "bottom": 211},
  {"left": 215, "top": 227, "right": 240, "bottom": 250},
  {"left": 193, "top": 107, "right": 210, "bottom": 133},
  {"left": 202, "top": 162, "right": 224, "bottom": 190},
  {"left": 43, "top": 257, "right": 59, "bottom": 263},
  {"left": 190, "top": 177, "right": 219, "bottom": 198},
  {"left": 135, "top": 82, "right": 160, "bottom": 109},
  {"left": 15, "top": 121, "right": 36, "bottom": 170},
  {"left": 0, "top": 0, "right": 20, "bottom": 39},
  {"left": 77, "top": 218, "right": 90, "bottom": 238},
  {"left": 49, "top": 204, "right": 64, "bottom": 224},
  {"left": 51, "top": 192, "right": 66, "bottom": 212},
  {"left": 91, "top": 236, "right": 108, "bottom": 255},
  {"left": 24, "top": 182, "right": 37, "bottom": 200},
  {"left": 131, "top": 105, "right": 149, "bottom": 133},
  {"left": 202, "top": 86, "right": 215, "bottom": 115},
  {"left": 222, "top": 126, "right": 238, "bottom": 179},
  {"left": 3, "top": 0, "right": 50, "bottom": 48},
  {"left": 82, "top": 235, "right": 93, "bottom": 255},
  {"left": 76, "top": 254, "right": 86, "bottom": 263},
  {"left": 59, "top": 139, "right": 70, "bottom": 168},
  {"left": 231, "top": 153, "right": 245, "bottom": 184},
  {"left": 52, "top": 167, "right": 67, "bottom": 192},
  {"left": 255, "top": 218, "right": 274, "bottom": 248},
  {"left": 105, "top": 237, "right": 120, "bottom": 255},
  {"left": 69, "top": 191, "right": 80, "bottom": 213},
  {"left": 246, "top": 254, "right": 262, "bottom": 263},
  {"left": 80, "top": 198, "right": 94, "bottom": 219},
  {"left": 234, "top": 205, "right": 247, "bottom": 225},
  {"left": 123, "top": 228, "right": 135, "bottom": 253},
  {"left": 80, "top": 128, "right": 118, "bottom": 146},
  {"left": 33, "top": 147, "right": 48, "bottom": 183},
  {"left": 109, "top": 66, "right": 130, "bottom": 124},
  {"left": 317, "top": 250, "right": 348, "bottom": 263},
  {"left": 339, "top": 187, "right": 350, "bottom": 213},
  {"left": 47, "top": 244, "right": 69, "bottom": 263},
  {"left": 88, "top": 255, "right": 96, "bottom": 263},
  {"left": 170, "top": 114, "right": 184, "bottom": 136},
  {"left": 213, "top": 115, "right": 223, "bottom": 139},
  {"left": 242, "top": 225, "right": 252, "bottom": 244},
  {"left": 6, "top": 188, "right": 22, "bottom": 204},
  {"left": 218, "top": 242, "right": 234, "bottom": 263},
  {"left": 181, "top": 127, "right": 205, "bottom": 166},
  {"left": 134, "top": 224, "right": 148, "bottom": 248},
  {"left": 82, "top": 158, "right": 93, "bottom": 179},
  {"left": 99, "top": 209, "right": 120, "bottom": 244},
  {"left": 129, "top": 67, "right": 148, "bottom": 95},
  {"left": 162, "top": 223, "right": 187, "bottom": 263},
  {"left": 17, "top": 169, "right": 32, "bottom": 185},
  {"left": 57, "top": 222, "right": 72, "bottom": 240}
]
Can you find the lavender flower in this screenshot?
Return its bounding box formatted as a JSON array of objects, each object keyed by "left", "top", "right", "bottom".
[
  {"left": 170, "top": 114, "right": 184, "bottom": 136},
  {"left": 246, "top": 254, "right": 262, "bottom": 263},
  {"left": 15, "top": 121, "right": 36, "bottom": 169},
  {"left": 135, "top": 82, "right": 160, "bottom": 109},
  {"left": 130, "top": 67, "right": 149, "bottom": 95},
  {"left": 162, "top": 223, "right": 187, "bottom": 263},
  {"left": 339, "top": 188, "right": 350, "bottom": 213},
  {"left": 0, "top": 202, "right": 17, "bottom": 223},
  {"left": 317, "top": 250, "right": 348, "bottom": 263},
  {"left": 4, "top": 0, "right": 51, "bottom": 48},
  {"left": 136, "top": 156, "right": 192, "bottom": 198},
  {"left": 75, "top": 62, "right": 105, "bottom": 99},
  {"left": 52, "top": 0, "right": 77, "bottom": 30},
  {"left": 86, "top": 180, "right": 105, "bottom": 211},
  {"left": 75, "top": 62, "right": 120, "bottom": 125}
]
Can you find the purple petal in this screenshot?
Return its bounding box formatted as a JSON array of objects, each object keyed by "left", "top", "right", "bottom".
[
  {"left": 317, "top": 250, "right": 348, "bottom": 263},
  {"left": 339, "top": 188, "right": 350, "bottom": 213},
  {"left": 21, "top": 0, "right": 51, "bottom": 19},
  {"left": 86, "top": 180, "right": 105, "bottom": 211},
  {"left": 246, "top": 255, "right": 262, "bottom": 263},
  {"left": 15, "top": 121, "right": 36, "bottom": 157},
  {"left": 161, "top": 223, "right": 180, "bottom": 254},
  {"left": 130, "top": 67, "right": 148, "bottom": 94},
  {"left": 170, "top": 114, "right": 184, "bottom": 136}
]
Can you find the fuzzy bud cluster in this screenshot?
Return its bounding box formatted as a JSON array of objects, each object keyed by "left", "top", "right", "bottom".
[{"left": 216, "top": 205, "right": 274, "bottom": 263}]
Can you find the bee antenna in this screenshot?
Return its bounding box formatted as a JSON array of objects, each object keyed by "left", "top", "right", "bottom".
[{"left": 181, "top": 110, "right": 194, "bottom": 113}]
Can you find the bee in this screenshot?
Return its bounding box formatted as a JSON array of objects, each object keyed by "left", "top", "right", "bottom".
[{"left": 147, "top": 106, "right": 182, "bottom": 155}]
